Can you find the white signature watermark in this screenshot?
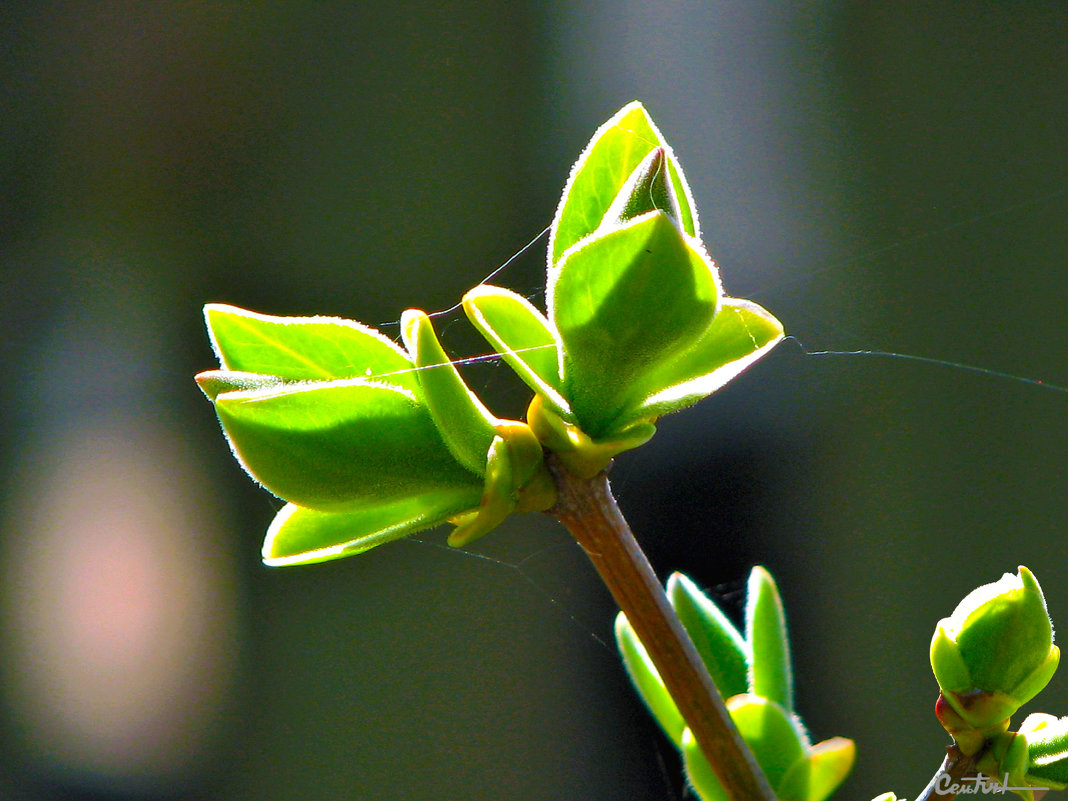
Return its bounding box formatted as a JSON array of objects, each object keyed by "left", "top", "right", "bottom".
[{"left": 933, "top": 772, "right": 1047, "bottom": 795}]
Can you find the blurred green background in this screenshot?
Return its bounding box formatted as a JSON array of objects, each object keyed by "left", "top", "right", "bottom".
[{"left": 1, "top": 3, "right": 1065, "bottom": 800}]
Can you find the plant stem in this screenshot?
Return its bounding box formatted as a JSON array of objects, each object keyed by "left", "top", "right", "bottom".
[
  {"left": 914, "top": 745, "right": 976, "bottom": 801},
  {"left": 546, "top": 454, "right": 776, "bottom": 801}
]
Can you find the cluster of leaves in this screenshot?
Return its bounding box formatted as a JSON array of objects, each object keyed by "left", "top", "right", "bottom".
[
  {"left": 197, "top": 101, "right": 1068, "bottom": 801},
  {"left": 196, "top": 101, "right": 783, "bottom": 565},
  {"left": 617, "top": 567, "right": 854, "bottom": 801}
]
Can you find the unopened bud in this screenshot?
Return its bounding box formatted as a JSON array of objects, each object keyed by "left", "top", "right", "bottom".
[{"left": 931, "top": 567, "right": 1059, "bottom": 748}]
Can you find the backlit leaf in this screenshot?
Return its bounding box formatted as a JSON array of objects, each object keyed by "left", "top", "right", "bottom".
[
  {"left": 550, "top": 212, "right": 718, "bottom": 436},
  {"left": 550, "top": 101, "right": 698, "bottom": 266},
  {"left": 263, "top": 494, "right": 479, "bottom": 566},
  {"left": 205, "top": 303, "right": 418, "bottom": 392},
  {"left": 214, "top": 379, "right": 481, "bottom": 512}
]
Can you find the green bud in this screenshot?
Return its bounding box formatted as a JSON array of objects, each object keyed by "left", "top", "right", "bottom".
[
  {"left": 931, "top": 567, "right": 1060, "bottom": 743},
  {"left": 526, "top": 394, "right": 656, "bottom": 478},
  {"left": 447, "top": 421, "right": 555, "bottom": 547},
  {"left": 597, "top": 146, "right": 684, "bottom": 233}
]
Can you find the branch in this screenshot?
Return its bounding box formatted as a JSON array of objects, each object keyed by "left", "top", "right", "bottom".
[
  {"left": 547, "top": 454, "right": 776, "bottom": 801},
  {"left": 914, "top": 745, "right": 977, "bottom": 801}
]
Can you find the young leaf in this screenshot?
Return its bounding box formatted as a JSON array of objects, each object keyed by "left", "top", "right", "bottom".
[
  {"left": 550, "top": 101, "right": 699, "bottom": 266},
  {"left": 745, "top": 566, "right": 795, "bottom": 712},
  {"left": 681, "top": 726, "right": 731, "bottom": 801},
  {"left": 724, "top": 695, "right": 809, "bottom": 790},
  {"left": 614, "top": 612, "right": 686, "bottom": 747},
  {"left": 214, "top": 380, "right": 481, "bottom": 512},
  {"left": 462, "top": 284, "right": 570, "bottom": 418},
  {"left": 400, "top": 309, "right": 499, "bottom": 475},
  {"left": 682, "top": 695, "right": 809, "bottom": 801},
  {"left": 667, "top": 573, "right": 748, "bottom": 698},
  {"left": 624, "top": 298, "right": 785, "bottom": 426},
  {"left": 550, "top": 211, "right": 718, "bottom": 436},
  {"left": 1017, "top": 713, "right": 1068, "bottom": 789},
  {"left": 263, "top": 492, "right": 480, "bottom": 566},
  {"left": 205, "top": 303, "right": 418, "bottom": 392},
  {"left": 777, "top": 738, "right": 856, "bottom": 801}
]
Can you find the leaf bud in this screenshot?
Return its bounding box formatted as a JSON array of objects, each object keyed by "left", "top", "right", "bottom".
[{"left": 931, "top": 567, "right": 1060, "bottom": 749}]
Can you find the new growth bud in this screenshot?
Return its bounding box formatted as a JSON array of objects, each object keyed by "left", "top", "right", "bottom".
[
  {"left": 598, "top": 146, "right": 684, "bottom": 232},
  {"left": 931, "top": 567, "right": 1060, "bottom": 753}
]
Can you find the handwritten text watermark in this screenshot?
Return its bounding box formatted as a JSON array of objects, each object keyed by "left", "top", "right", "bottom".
[{"left": 934, "top": 772, "right": 1045, "bottom": 795}]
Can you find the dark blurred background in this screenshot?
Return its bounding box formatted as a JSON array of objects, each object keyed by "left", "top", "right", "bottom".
[{"left": 1, "top": 3, "right": 1066, "bottom": 800}]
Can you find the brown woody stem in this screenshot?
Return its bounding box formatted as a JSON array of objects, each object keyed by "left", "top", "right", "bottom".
[
  {"left": 546, "top": 454, "right": 776, "bottom": 801},
  {"left": 915, "top": 745, "right": 979, "bottom": 801}
]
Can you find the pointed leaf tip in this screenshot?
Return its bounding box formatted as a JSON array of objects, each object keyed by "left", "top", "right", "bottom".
[
  {"left": 598, "top": 146, "right": 684, "bottom": 233},
  {"left": 550, "top": 102, "right": 699, "bottom": 267},
  {"left": 746, "top": 566, "right": 794, "bottom": 712},
  {"left": 668, "top": 573, "right": 748, "bottom": 698}
]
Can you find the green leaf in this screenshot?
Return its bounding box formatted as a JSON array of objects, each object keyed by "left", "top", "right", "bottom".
[
  {"left": 205, "top": 303, "right": 418, "bottom": 392},
  {"left": 625, "top": 298, "right": 784, "bottom": 425},
  {"left": 681, "top": 726, "right": 730, "bottom": 801},
  {"left": 214, "top": 379, "right": 482, "bottom": 512},
  {"left": 1024, "top": 714, "right": 1068, "bottom": 788},
  {"left": 667, "top": 573, "right": 748, "bottom": 698},
  {"left": 614, "top": 612, "right": 686, "bottom": 747},
  {"left": 550, "top": 211, "right": 718, "bottom": 437},
  {"left": 195, "top": 369, "right": 286, "bottom": 401},
  {"left": 683, "top": 695, "right": 808, "bottom": 801},
  {"left": 725, "top": 694, "right": 808, "bottom": 789},
  {"left": 462, "top": 284, "right": 569, "bottom": 417},
  {"left": 550, "top": 101, "right": 698, "bottom": 266},
  {"left": 263, "top": 493, "right": 479, "bottom": 566},
  {"left": 400, "top": 309, "right": 498, "bottom": 475},
  {"left": 746, "top": 566, "right": 794, "bottom": 712},
  {"left": 778, "top": 738, "right": 856, "bottom": 801}
]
